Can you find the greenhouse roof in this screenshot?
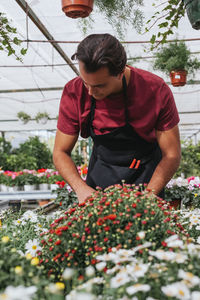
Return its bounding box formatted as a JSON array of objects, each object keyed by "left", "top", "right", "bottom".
[{"left": 0, "top": 0, "right": 200, "bottom": 142}]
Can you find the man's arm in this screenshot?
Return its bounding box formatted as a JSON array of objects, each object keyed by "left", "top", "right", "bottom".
[
  {"left": 146, "top": 125, "right": 181, "bottom": 195},
  {"left": 53, "top": 129, "right": 95, "bottom": 203}
]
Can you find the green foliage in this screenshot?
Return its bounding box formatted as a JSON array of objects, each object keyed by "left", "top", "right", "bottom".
[
  {"left": 145, "top": 0, "right": 185, "bottom": 49},
  {"left": 71, "top": 147, "right": 84, "bottom": 166},
  {"left": 35, "top": 112, "right": 50, "bottom": 123},
  {"left": 15, "top": 136, "right": 53, "bottom": 170},
  {"left": 79, "top": 0, "right": 144, "bottom": 38},
  {"left": 17, "top": 111, "right": 31, "bottom": 124},
  {"left": 5, "top": 153, "right": 37, "bottom": 171},
  {"left": 0, "top": 137, "right": 12, "bottom": 169},
  {"left": 153, "top": 41, "right": 200, "bottom": 74},
  {"left": 175, "top": 141, "right": 200, "bottom": 178},
  {"left": 0, "top": 12, "right": 27, "bottom": 61}
]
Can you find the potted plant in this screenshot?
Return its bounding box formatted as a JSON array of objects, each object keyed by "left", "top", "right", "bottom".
[
  {"left": 17, "top": 111, "right": 31, "bottom": 124},
  {"left": 35, "top": 112, "right": 50, "bottom": 125},
  {"left": 184, "top": 0, "right": 200, "bottom": 30},
  {"left": 62, "top": 0, "right": 94, "bottom": 18},
  {"left": 153, "top": 41, "right": 200, "bottom": 86}
]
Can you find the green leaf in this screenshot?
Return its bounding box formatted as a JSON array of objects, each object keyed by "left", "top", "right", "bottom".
[
  {"left": 20, "top": 48, "right": 27, "bottom": 55},
  {"left": 150, "top": 34, "right": 156, "bottom": 44}
]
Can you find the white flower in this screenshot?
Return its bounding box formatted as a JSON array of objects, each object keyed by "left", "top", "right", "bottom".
[
  {"left": 197, "top": 236, "right": 200, "bottom": 244},
  {"left": 13, "top": 219, "right": 26, "bottom": 226},
  {"left": 161, "top": 282, "right": 190, "bottom": 299},
  {"left": 22, "top": 211, "right": 38, "bottom": 223},
  {"left": 25, "top": 239, "right": 42, "bottom": 256},
  {"left": 137, "top": 231, "right": 145, "bottom": 239},
  {"left": 127, "top": 263, "right": 149, "bottom": 279},
  {"left": 149, "top": 250, "right": 187, "bottom": 263},
  {"left": 0, "top": 285, "right": 37, "bottom": 300},
  {"left": 85, "top": 266, "right": 95, "bottom": 277},
  {"left": 178, "top": 269, "right": 200, "bottom": 287},
  {"left": 95, "top": 262, "right": 106, "bottom": 271},
  {"left": 110, "top": 272, "right": 131, "bottom": 288},
  {"left": 126, "top": 283, "right": 150, "bottom": 295},
  {"left": 192, "top": 291, "right": 200, "bottom": 300},
  {"left": 62, "top": 268, "right": 75, "bottom": 280}
]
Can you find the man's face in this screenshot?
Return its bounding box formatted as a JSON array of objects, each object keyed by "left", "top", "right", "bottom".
[{"left": 79, "top": 61, "right": 123, "bottom": 100}]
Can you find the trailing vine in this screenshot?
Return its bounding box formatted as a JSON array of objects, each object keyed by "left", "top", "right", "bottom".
[{"left": 0, "top": 12, "right": 27, "bottom": 61}]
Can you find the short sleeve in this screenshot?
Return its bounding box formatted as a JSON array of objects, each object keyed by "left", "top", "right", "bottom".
[
  {"left": 57, "top": 83, "right": 79, "bottom": 135},
  {"left": 155, "top": 83, "right": 180, "bottom": 131}
]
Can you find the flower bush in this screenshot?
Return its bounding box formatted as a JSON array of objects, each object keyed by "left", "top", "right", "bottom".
[
  {"left": 0, "top": 182, "right": 200, "bottom": 299},
  {"left": 166, "top": 176, "right": 200, "bottom": 208},
  {"left": 40, "top": 184, "right": 188, "bottom": 278}
]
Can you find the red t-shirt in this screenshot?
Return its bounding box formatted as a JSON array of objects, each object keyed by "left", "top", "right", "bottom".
[{"left": 57, "top": 66, "right": 179, "bottom": 143}]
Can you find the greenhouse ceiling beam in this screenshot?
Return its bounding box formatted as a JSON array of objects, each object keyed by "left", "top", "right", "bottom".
[
  {"left": 0, "top": 87, "right": 63, "bottom": 93},
  {"left": 15, "top": 0, "right": 79, "bottom": 76}
]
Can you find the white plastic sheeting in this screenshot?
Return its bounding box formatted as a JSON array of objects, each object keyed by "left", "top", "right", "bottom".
[{"left": 0, "top": 0, "right": 200, "bottom": 142}]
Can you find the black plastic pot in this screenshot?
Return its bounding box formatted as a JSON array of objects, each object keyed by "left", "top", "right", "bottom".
[{"left": 184, "top": 0, "right": 200, "bottom": 30}]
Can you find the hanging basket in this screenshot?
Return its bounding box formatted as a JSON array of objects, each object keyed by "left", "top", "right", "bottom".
[
  {"left": 184, "top": 0, "right": 200, "bottom": 30},
  {"left": 61, "top": 0, "right": 94, "bottom": 18},
  {"left": 170, "top": 70, "right": 187, "bottom": 87}
]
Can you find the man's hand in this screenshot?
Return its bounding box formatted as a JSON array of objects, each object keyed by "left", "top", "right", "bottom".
[{"left": 76, "top": 185, "right": 96, "bottom": 204}]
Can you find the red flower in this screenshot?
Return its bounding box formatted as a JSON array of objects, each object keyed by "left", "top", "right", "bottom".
[
  {"left": 54, "top": 240, "right": 61, "bottom": 245},
  {"left": 132, "top": 203, "right": 137, "bottom": 208},
  {"left": 133, "top": 213, "right": 142, "bottom": 218},
  {"left": 103, "top": 214, "right": 117, "bottom": 221},
  {"left": 104, "top": 226, "right": 110, "bottom": 231},
  {"left": 161, "top": 241, "right": 167, "bottom": 247}
]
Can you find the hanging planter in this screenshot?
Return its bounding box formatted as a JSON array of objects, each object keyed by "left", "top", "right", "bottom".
[
  {"left": 61, "top": 0, "right": 94, "bottom": 18},
  {"left": 35, "top": 112, "right": 50, "bottom": 125},
  {"left": 17, "top": 111, "right": 31, "bottom": 125},
  {"left": 184, "top": 0, "right": 200, "bottom": 30},
  {"left": 170, "top": 70, "right": 187, "bottom": 87}
]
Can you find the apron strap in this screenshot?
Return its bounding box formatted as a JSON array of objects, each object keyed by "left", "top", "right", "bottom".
[{"left": 89, "top": 75, "right": 129, "bottom": 129}]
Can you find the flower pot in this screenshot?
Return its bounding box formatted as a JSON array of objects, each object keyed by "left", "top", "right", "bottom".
[
  {"left": 0, "top": 184, "right": 8, "bottom": 192},
  {"left": 39, "top": 183, "right": 49, "bottom": 190},
  {"left": 50, "top": 184, "right": 59, "bottom": 191},
  {"left": 184, "top": 0, "right": 200, "bottom": 30},
  {"left": 170, "top": 70, "right": 187, "bottom": 87},
  {"left": 24, "top": 184, "right": 37, "bottom": 191},
  {"left": 62, "top": 0, "right": 94, "bottom": 18},
  {"left": 38, "top": 199, "right": 50, "bottom": 206}
]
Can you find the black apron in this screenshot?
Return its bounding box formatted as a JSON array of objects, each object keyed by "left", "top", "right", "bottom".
[{"left": 86, "top": 76, "right": 163, "bottom": 196}]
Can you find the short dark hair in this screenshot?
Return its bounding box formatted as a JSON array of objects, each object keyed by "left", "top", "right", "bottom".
[{"left": 71, "top": 33, "right": 127, "bottom": 76}]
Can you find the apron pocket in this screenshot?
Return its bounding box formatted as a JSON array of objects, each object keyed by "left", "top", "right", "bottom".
[{"left": 87, "top": 158, "right": 144, "bottom": 189}]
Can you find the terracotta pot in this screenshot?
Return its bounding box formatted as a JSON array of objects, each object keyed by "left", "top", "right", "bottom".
[
  {"left": 62, "top": 0, "right": 94, "bottom": 18},
  {"left": 38, "top": 199, "right": 50, "bottom": 207},
  {"left": 184, "top": 0, "right": 200, "bottom": 30},
  {"left": 170, "top": 70, "right": 187, "bottom": 87}
]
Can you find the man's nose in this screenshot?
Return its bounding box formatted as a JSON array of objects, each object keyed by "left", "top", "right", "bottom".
[{"left": 88, "top": 86, "right": 96, "bottom": 95}]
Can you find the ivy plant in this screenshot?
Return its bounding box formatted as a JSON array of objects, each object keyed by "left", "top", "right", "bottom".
[{"left": 0, "top": 12, "right": 27, "bottom": 60}]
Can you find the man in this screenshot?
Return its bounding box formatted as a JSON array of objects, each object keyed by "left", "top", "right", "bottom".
[{"left": 53, "top": 33, "right": 181, "bottom": 203}]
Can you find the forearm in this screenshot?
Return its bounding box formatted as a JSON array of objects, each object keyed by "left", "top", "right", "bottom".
[
  {"left": 53, "top": 151, "right": 95, "bottom": 202},
  {"left": 147, "top": 155, "right": 181, "bottom": 195}
]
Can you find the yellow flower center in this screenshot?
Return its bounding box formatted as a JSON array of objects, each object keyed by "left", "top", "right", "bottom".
[
  {"left": 179, "top": 290, "right": 185, "bottom": 296},
  {"left": 32, "top": 245, "right": 37, "bottom": 250}
]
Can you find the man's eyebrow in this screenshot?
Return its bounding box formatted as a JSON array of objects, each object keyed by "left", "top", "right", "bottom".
[{"left": 82, "top": 80, "right": 106, "bottom": 88}]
